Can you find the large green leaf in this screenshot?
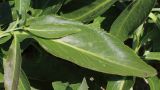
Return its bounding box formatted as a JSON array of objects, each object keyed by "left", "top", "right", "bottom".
[
  {"left": 3, "top": 34, "right": 22, "bottom": 90},
  {"left": 106, "top": 77, "right": 134, "bottom": 90},
  {"left": 146, "top": 76, "right": 160, "bottom": 90},
  {"left": 110, "top": 0, "right": 156, "bottom": 41},
  {"left": 35, "top": 25, "right": 156, "bottom": 77},
  {"left": 62, "top": 0, "right": 118, "bottom": 22}
]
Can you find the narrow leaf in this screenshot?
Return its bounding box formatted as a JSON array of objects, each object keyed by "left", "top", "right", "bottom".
[
  {"left": 0, "top": 70, "right": 31, "bottom": 90},
  {"left": 18, "top": 70, "right": 31, "bottom": 90},
  {"left": 110, "top": 0, "right": 156, "bottom": 41},
  {"left": 78, "top": 78, "right": 88, "bottom": 90},
  {"left": 62, "top": 0, "right": 118, "bottom": 22},
  {"left": 0, "top": 72, "right": 3, "bottom": 83},
  {"left": 52, "top": 81, "right": 69, "bottom": 90},
  {"left": 144, "top": 52, "right": 160, "bottom": 61},
  {"left": 146, "top": 76, "right": 160, "bottom": 90},
  {"left": 0, "top": 33, "right": 11, "bottom": 44},
  {"left": 106, "top": 77, "right": 135, "bottom": 90},
  {"left": 41, "top": 0, "right": 64, "bottom": 15},
  {"left": 31, "top": 0, "right": 64, "bottom": 16},
  {"left": 15, "top": 0, "right": 31, "bottom": 22},
  {"left": 25, "top": 24, "right": 81, "bottom": 39},
  {"left": 26, "top": 15, "right": 83, "bottom": 38},
  {"left": 3, "top": 34, "right": 22, "bottom": 90},
  {"left": 35, "top": 25, "right": 156, "bottom": 77},
  {"left": 26, "top": 15, "right": 83, "bottom": 26}
]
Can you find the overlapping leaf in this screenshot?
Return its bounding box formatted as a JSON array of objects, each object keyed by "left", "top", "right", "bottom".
[
  {"left": 35, "top": 22, "right": 156, "bottom": 77},
  {"left": 106, "top": 77, "right": 134, "bottom": 90},
  {"left": 147, "top": 76, "right": 160, "bottom": 90},
  {"left": 18, "top": 70, "right": 31, "bottom": 90},
  {"left": 15, "top": 0, "right": 31, "bottom": 23},
  {"left": 3, "top": 34, "right": 22, "bottom": 90},
  {"left": 25, "top": 15, "right": 82, "bottom": 38},
  {"left": 0, "top": 33, "right": 11, "bottom": 44},
  {"left": 62, "top": 0, "right": 118, "bottom": 22},
  {"left": 145, "top": 52, "right": 160, "bottom": 61},
  {"left": 31, "top": 0, "right": 64, "bottom": 16},
  {"left": 110, "top": 0, "right": 156, "bottom": 41}
]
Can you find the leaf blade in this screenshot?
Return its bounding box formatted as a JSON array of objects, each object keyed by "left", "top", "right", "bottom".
[
  {"left": 62, "top": 0, "right": 118, "bottom": 22},
  {"left": 3, "top": 34, "right": 22, "bottom": 90},
  {"left": 106, "top": 77, "right": 135, "bottom": 90},
  {"left": 35, "top": 26, "right": 156, "bottom": 77},
  {"left": 147, "top": 76, "right": 160, "bottom": 90},
  {"left": 110, "top": 0, "right": 156, "bottom": 41}
]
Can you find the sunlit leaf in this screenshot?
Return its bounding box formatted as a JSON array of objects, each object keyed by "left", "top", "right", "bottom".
[{"left": 35, "top": 25, "right": 156, "bottom": 77}]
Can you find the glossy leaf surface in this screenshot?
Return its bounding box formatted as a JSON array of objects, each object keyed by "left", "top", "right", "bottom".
[{"left": 35, "top": 25, "right": 156, "bottom": 77}]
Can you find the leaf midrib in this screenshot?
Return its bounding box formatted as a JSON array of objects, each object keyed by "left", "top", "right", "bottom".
[
  {"left": 112, "top": 0, "right": 140, "bottom": 37},
  {"left": 53, "top": 40, "right": 149, "bottom": 75}
]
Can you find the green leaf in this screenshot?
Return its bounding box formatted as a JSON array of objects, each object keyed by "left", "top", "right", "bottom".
[
  {"left": 62, "top": 0, "right": 118, "bottom": 22},
  {"left": 0, "top": 72, "right": 3, "bottom": 83},
  {"left": 31, "top": 0, "right": 64, "bottom": 16},
  {"left": 18, "top": 70, "right": 31, "bottom": 90},
  {"left": 144, "top": 52, "right": 160, "bottom": 61},
  {"left": 52, "top": 81, "right": 69, "bottom": 90},
  {"left": 25, "top": 24, "right": 81, "bottom": 39},
  {"left": 26, "top": 15, "right": 83, "bottom": 38},
  {"left": 3, "top": 34, "right": 22, "bottom": 90},
  {"left": 15, "top": 0, "right": 31, "bottom": 23},
  {"left": 26, "top": 15, "right": 83, "bottom": 26},
  {"left": 0, "top": 70, "right": 31, "bottom": 90},
  {"left": 40, "top": 0, "right": 64, "bottom": 15},
  {"left": 0, "top": 33, "right": 11, "bottom": 44},
  {"left": 110, "top": 0, "right": 156, "bottom": 41},
  {"left": 52, "top": 78, "right": 88, "bottom": 90},
  {"left": 146, "top": 76, "right": 160, "bottom": 90},
  {"left": 149, "top": 13, "right": 160, "bottom": 31},
  {"left": 78, "top": 78, "right": 88, "bottom": 90},
  {"left": 35, "top": 25, "right": 156, "bottom": 77},
  {"left": 106, "top": 77, "right": 135, "bottom": 90}
]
